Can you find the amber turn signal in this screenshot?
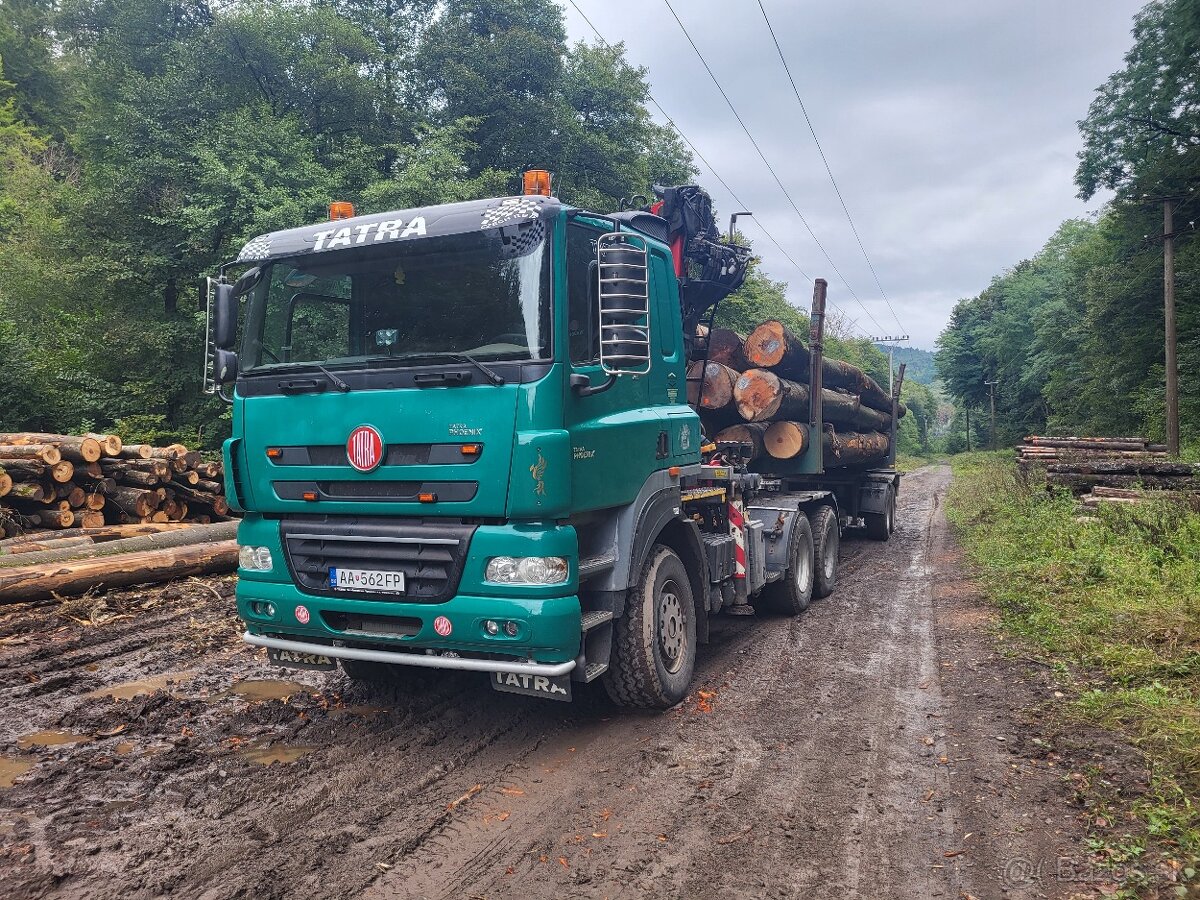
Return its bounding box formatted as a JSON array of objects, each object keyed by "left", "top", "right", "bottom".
[
  {"left": 418, "top": 492, "right": 438, "bottom": 503},
  {"left": 265, "top": 447, "right": 282, "bottom": 459},
  {"left": 329, "top": 201, "right": 355, "bottom": 220},
  {"left": 668, "top": 466, "right": 681, "bottom": 477},
  {"left": 522, "top": 169, "right": 552, "bottom": 197},
  {"left": 460, "top": 444, "right": 481, "bottom": 456},
  {"left": 302, "top": 491, "right": 318, "bottom": 502}
]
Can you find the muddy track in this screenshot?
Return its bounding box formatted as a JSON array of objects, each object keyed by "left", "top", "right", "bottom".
[{"left": 1, "top": 467, "right": 1100, "bottom": 898}]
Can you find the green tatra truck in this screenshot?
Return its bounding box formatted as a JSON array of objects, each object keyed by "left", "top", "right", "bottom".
[{"left": 203, "top": 175, "right": 901, "bottom": 708}]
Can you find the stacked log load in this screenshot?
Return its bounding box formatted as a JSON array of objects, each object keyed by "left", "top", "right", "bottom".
[
  {"left": 0, "top": 432, "right": 233, "bottom": 538},
  {"left": 690, "top": 321, "right": 904, "bottom": 467},
  {"left": 1017, "top": 435, "right": 1200, "bottom": 506}
]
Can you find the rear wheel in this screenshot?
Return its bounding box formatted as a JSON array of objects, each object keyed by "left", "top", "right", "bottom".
[
  {"left": 759, "top": 514, "right": 814, "bottom": 615},
  {"left": 811, "top": 505, "right": 839, "bottom": 599},
  {"left": 604, "top": 545, "right": 697, "bottom": 709},
  {"left": 864, "top": 486, "right": 895, "bottom": 541}
]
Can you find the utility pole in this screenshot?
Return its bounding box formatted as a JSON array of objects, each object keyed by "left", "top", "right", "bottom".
[
  {"left": 985, "top": 379, "right": 999, "bottom": 451},
  {"left": 1164, "top": 198, "right": 1179, "bottom": 457},
  {"left": 868, "top": 334, "right": 909, "bottom": 395},
  {"left": 1138, "top": 195, "right": 1182, "bottom": 456}
]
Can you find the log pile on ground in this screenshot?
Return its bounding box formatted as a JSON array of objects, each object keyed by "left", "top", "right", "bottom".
[
  {"left": 1017, "top": 435, "right": 1200, "bottom": 507},
  {"left": 0, "top": 520, "right": 238, "bottom": 603},
  {"left": 691, "top": 321, "right": 902, "bottom": 468},
  {"left": 0, "top": 433, "right": 233, "bottom": 539}
]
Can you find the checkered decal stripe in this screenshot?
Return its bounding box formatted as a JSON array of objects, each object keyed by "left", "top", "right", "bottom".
[
  {"left": 237, "top": 236, "right": 272, "bottom": 261},
  {"left": 481, "top": 197, "right": 542, "bottom": 229}
]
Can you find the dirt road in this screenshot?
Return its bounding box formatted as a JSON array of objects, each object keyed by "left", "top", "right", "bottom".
[{"left": 1, "top": 466, "right": 1100, "bottom": 898}]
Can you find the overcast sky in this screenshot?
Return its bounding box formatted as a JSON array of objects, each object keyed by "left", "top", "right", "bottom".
[{"left": 561, "top": 0, "right": 1146, "bottom": 349}]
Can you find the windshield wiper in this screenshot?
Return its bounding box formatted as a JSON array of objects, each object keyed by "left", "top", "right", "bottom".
[
  {"left": 386, "top": 352, "right": 505, "bottom": 386},
  {"left": 311, "top": 362, "right": 351, "bottom": 392}
]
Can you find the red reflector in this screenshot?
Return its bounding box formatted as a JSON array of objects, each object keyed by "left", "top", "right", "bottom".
[
  {"left": 418, "top": 492, "right": 438, "bottom": 503},
  {"left": 266, "top": 448, "right": 282, "bottom": 459},
  {"left": 460, "top": 444, "right": 480, "bottom": 456},
  {"left": 302, "top": 491, "right": 318, "bottom": 502}
]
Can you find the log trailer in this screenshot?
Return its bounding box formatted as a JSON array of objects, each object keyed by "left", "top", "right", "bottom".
[{"left": 203, "top": 175, "right": 901, "bottom": 707}]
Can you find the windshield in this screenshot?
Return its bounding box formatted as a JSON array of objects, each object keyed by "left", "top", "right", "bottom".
[{"left": 240, "top": 227, "right": 551, "bottom": 372}]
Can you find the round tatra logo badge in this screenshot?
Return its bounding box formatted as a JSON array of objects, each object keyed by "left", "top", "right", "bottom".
[
  {"left": 295, "top": 605, "right": 311, "bottom": 624},
  {"left": 347, "top": 425, "right": 384, "bottom": 472},
  {"left": 433, "top": 616, "right": 452, "bottom": 637}
]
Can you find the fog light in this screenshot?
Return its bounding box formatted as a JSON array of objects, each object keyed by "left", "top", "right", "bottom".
[
  {"left": 503, "top": 620, "right": 519, "bottom": 637},
  {"left": 484, "top": 619, "right": 500, "bottom": 635},
  {"left": 239, "top": 545, "right": 273, "bottom": 571}
]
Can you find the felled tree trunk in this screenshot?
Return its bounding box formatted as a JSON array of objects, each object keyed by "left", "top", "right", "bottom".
[{"left": 733, "top": 369, "right": 811, "bottom": 422}]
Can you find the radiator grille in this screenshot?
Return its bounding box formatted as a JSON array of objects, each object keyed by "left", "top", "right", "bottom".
[{"left": 280, "top": 516, "right": 475, "bottom": 602}]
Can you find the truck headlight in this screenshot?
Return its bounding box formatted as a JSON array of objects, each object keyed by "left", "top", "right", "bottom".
[
  {"left": 485, "top": 556, "right": 568, "bottom": 585},
  {"left": 239, "top": 545, "right": 274, "bottom": 571}
]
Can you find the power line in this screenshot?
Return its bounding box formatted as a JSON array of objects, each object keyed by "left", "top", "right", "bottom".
[
  {"left": 659, "top": 0, "right": 888, "bottom": 335},
  {"left": 563, "top": 0, "right": 876, "bottom": 334},
  {"left": 756, "top": 0, "right": 905, "bottom": 334}
]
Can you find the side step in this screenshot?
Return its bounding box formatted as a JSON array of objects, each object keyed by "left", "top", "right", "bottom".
[
  {"left": 577, "top": 610, "right": 614, "bottom": 682},
  {"left": 580, "top": 610, "right": 613, "bottom": 632},
  {"left": 578, "top": 554, "right": 617, "bottom": 583}
]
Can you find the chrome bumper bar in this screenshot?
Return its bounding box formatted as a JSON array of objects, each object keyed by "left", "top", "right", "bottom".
[{"left": 243, "top": 632, "right": 577, "bottom": 677}]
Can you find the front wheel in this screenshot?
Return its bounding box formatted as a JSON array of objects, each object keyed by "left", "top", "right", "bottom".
[{"left": 604, "top": 545, "right": 697, "bottom": 709}]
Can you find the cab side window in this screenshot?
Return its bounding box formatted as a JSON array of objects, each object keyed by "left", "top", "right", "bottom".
[{"left": 567, "top": 222, "right": 601, "bottom": 364}]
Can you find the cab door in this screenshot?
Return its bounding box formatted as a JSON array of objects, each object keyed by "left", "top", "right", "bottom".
[{"left": 564, "top": 220, "right": 665, "bottom": 513}]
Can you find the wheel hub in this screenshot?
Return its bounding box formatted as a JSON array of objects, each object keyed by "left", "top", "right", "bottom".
[{"left": 657, "top": 581, "right": 686, "bottom": 673}]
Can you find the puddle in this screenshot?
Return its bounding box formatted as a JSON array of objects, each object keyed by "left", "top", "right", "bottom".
[
  {"left": 16, "top": 731, "right": 90, "bottom": 750},
  {"left": 0, "top": 757, "right": 34, "bottom": 788},
  {"left": 88, "top": 671, "right": 193, "bottom": 700},
  {"left": 240, "top": 744, "right": 314, "bottom": 765},
  {"left": 230, "top": 679, "right": 308, "bottom": 702},
  {"left": 114, "top": 742, "right": 135, "bottom": 755}
]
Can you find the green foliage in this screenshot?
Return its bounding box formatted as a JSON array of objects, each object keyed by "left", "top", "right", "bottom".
[
  {"left": 947, "top": 452, "right": 1200, "bottom": 881},
  {"left": 1076, "top": 0, "right": 1200, "bottom": 200},
  {"left": 0, "top": 0, "right": 693, "bottom": 447},
  {"left": 880, "top": 345, "right": 936, "bottom": 385},
  {"left": 939, "top": 0, "right": 1198, "bottom": 448}
]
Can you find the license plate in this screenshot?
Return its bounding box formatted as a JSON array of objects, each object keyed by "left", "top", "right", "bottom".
[
  {"left": 329, "top": 567, "right": 405, "bottom": 594},
  {"left": 490, "top": 671, "right": 573, "bottom": 702},
  {"left": 268, "top": 648, "right": 337, "bottom": 671}
]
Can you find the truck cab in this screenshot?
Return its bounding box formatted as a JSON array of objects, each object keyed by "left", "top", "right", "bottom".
[{"left": 206, "top": 183, "right": 896, "bottom": 708}]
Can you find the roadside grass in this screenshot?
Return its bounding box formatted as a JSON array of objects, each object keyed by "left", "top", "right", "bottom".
[
  {"left": 896, "top": 452, "right": 944, "bottom": 473},
  {"left": 946, "top": 451, "right": 1200, "bottom": 890}
]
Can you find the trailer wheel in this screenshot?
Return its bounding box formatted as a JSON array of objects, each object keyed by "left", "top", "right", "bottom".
[
  {"left": 811, "top": 505, "right": 839, "bottom": 599},
  {"left": 759, "top": 513, "right": 814, "bottom": 615},
  {"left": 604, "top": 545, "right": 697, "bottom": 709},
  {"left": 864, "top": 486, "right": 895, "bottom": 541}
]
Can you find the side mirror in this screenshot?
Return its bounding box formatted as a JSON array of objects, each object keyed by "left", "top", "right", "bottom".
[
  {"left": 596, "top": 232, "right": 651, "bottom": 376},
  {"left": 213, "top": 283, "right": 238, "bottom": 349},
  {"left": 212, "top": 348, "right": 239, "bottom": 385}
]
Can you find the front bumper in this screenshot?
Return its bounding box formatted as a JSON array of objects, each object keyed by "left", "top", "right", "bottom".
[
  {"left": 237, "top": 580, "right": 583, "bottom": 665},
  {"left": 244, "top": 632, "right": 576, "bottom": 676}
]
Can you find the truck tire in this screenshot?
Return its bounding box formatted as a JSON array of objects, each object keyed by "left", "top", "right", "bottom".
[
  {"left": 864, "top": 486, "right": 895, "bottom": 541},
  {"left": 604, "top": 545, "right": 697, "bottom": 709},
  {"left": 759, "top": 513, "right": 814, "bottom": 615},
  {"left": 811, "top": 505, "right": 839, "bottom": 599}
]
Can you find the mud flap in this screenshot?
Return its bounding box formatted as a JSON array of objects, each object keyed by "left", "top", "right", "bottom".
[{"left": 490, "top": 671, "right": 573, "bottom": 702}]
